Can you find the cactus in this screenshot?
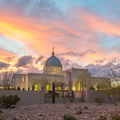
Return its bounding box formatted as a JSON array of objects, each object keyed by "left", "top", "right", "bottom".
[{"left": 52, "top": 82, "right": 55, "bottom": 104}]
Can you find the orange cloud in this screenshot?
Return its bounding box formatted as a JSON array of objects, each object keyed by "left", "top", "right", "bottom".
[
  {"left": 1, "top": 8, "right": 120, "bottom": 68},
  {"left": 73, "top": 10, "right": 120, "bottom": 36},
  {"left": 0, "top": 49, "right": 15, "bottom": 62},
  {"left": 0, "top": 12, "right": 80, "bottom": 54}
]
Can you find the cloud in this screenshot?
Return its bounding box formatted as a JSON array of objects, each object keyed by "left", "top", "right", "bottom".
[
  {"left": 36, "top": 55, "right": 44, "bottom": 64},
  {"left": 70, "top": 63, "right": 82, "bottom": 68},
  {"left": 0, "top": 48, "right": 16, "bottom": 61},
  {"left": 79, "top": 49, "right": 96, "bottom": 57},
  {"left": 5, "top": 56, "right": 15, "bottom": 62},
  {"left": 58, "top": 57, "right": 71, "bottom": 70},
  {"left": 15, "top": 55, "right": 33, "bottom": 67},
  {"left": 73, "top": 9, "right": 120, "bottom": 37},
  {"left": 1, "top": 0, "right": 120, "bottom": 74},
  {"left": 100, "top": 62, "right": 113, "bottom": 69},
  {"left": 0, "top": 32, "right": 3, "bottom": 36},
  {"left": 16, "top": 65, "right": 42, "bottom": 74},
  {"left": 85, "top": 64, "right": 100, "bottom": 74},
  {"left": 0, "top": 62, "right": 10, "bottom": 70},
  {"left": 57, "top": 49, "right": 96, "bottom": 57},
  {"left": 114, "top": 63, "right": 120, "bottom": 69},
  {"left": 95, "top": 58, "right": 106, "bottom": 63}
]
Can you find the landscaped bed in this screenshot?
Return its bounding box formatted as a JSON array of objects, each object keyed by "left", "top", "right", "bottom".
[{"left": 0, "top": 102, "right": 120, "bottom": 120}]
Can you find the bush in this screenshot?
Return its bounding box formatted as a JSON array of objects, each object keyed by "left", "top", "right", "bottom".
[
  {"left": 94, "top": 98, "right": 104, "bottom": 105},
  {"left": 0, "top": 94, "right": 20, "bottom": 108},
  {"left": 85, "top": 106, "right": 88, "bottom": 109},
  {"left": 99, "top": 115, "right": 107, "bottom": 120},
  {"left": 55, "top": 93, "right": 59, "bottom": 96},
  {"left": 55, "top": 95, "right": 60, "bottom": 98},
  {"left": 89, "top": 86, "right": 95, "bottom": 90},
  {"left": 63, "top": 114, "right": 77, "bottom": 120},
  {"left": 48, "top": 90, "right": 52, "bottom": 94},
  {"left": 17, "top": 86, "right": 20, "bottom": 90},
  {"left": 111, "top": 114, "right": 120, "bottom": 120},
  {"left": 0, "top": 110, "right": 2, "bottom": 114},
  {"left": 48, "top": 96, "right": 52, "bottom": 98},
  {"left": 75, "top": 107, "right": 82, "bottom": 114}
]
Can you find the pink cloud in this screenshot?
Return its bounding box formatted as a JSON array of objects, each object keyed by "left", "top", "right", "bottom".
[{"left": 0, "top": 6, "right": 120, "bottom": 72}]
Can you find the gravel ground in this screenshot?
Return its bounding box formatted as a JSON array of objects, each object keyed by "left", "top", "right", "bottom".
[{"left": 0, "top": 102, "right": 120, "bottom": 120}]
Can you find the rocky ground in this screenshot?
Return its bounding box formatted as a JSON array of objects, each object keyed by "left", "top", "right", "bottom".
[{"left": 0, "top": 102, "right": 120, "bottom": 120}]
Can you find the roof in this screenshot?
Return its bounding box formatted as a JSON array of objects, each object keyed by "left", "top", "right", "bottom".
[{"left": 45, "top": 56, "right": 62, "bottom": 68}]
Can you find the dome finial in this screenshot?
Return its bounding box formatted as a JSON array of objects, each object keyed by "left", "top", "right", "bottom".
[{"left": 52, "top": 46, "right": 55, "bottom": 56}]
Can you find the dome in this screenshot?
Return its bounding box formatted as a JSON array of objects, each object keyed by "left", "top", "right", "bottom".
[
  {"left": 45, "top": 56, "right": 62, "bottom": 68},
  {"left": 43, "top": 47, "right": 62, "bottom": 74}
]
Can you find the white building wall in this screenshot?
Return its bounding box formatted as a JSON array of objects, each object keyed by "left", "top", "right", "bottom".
[
  {"left": 27, "top": 73, "right": 64, "bottom": 90},
  {"left": 12, "top": 74, "right": 25, "bottom": 90}
]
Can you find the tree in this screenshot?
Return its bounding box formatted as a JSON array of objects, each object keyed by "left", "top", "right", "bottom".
[
  {"left": 39, "top": 77, "right": 50, "bottom": 90},
  {"left": 76, "top": 74, "right": 97, "bottom": 90},
  {"left": 29, "top": 78, "right": 40, "bottom": 90},
  {"left": 0, "top": 71, "right": 13, "bottom": 89},
  {"left": 28, "top": 77, "right": 50, "bottom": 90},
  {"left": 101, "top": 69, "right": 120, "bottom": 105}
]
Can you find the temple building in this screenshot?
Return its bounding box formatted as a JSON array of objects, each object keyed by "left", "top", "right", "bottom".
[{"left": 12, "top": 48, "right": 111, "bottom": 91}]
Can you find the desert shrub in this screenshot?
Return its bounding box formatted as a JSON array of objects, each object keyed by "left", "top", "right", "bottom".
[
  {"left": 48, "top": 90, "right": 52, "bottom": 94},
  {"left": 99, "top": 115, "right": 107, "bottom": 120},
  {"left": 0, "top": 114, "right": 7, "bottom": 120},
  {"left": 0, "top": 94, "right": 20, "bottom": 108},
  {"left": 85, "top": 106, "right": 88, "bottom": 109},
  {"left": 63, "top": 114, "right": 77, "bottom": 120},
  {"left": 55, "top": 95, "right": 60, "bottom": 98},
  {"left": 89, "top": 86, "right": 95, "bottom": 90},
  {"left": 0, "top": 111, "right": 2, "bottom": 114},
  {"left": 94, "top": 98, "right": 104, "bottom": 105},
  {"left": 65, "top": 94, "right": 69, "bottom": 98},
  {"left": 55, "top": 93, "right": 59, "bottom": 96},
  {"left": 17, "top": 86, "right": 20, "bottom": 90},
  {"left": 7, "top": 87, "right": 10, "bottom": 90},
  {"left": 111, "top": 114, "right": 120, "bottom": 120},
  {"left": 75, "top": 107, "right": 82, "bottom": 114}
]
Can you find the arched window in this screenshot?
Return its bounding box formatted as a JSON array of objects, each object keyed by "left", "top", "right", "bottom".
[
  {"left": 34, "top": 84, "right": 38, "bottom": 91},
  {"left": 76, "top": 81, "right": 83, "bottom": 91},
  {"left": 46, "top": 84, "right": 49, "bottom": 91},
  {"left": 58, "top": 86, "right": 61, "bottom": 90}
]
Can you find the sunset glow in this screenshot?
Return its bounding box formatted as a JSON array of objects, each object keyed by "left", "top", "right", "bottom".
[{"left": 0, "top": 0, "right": 120, "bottom": 76}]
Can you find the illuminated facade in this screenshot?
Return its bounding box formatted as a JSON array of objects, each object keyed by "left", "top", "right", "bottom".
[{"left": 12, "top": 48, "right": 111, "bottom": 91}]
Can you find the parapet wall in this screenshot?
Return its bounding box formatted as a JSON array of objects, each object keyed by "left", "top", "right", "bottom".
[{"left": 82, "top": 89, "right": 109, "bottom": 103}]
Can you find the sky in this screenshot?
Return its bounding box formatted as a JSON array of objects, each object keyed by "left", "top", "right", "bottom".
[{"left": 0, "top": 0, "right": 120, "bottom": 76}]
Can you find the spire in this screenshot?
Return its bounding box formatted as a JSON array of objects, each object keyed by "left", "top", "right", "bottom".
[{"left": 52, "top": 46, "right": 55, "bottom": 56}]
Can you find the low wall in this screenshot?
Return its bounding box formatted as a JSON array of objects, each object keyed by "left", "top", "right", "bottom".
[
  {"left": 82, "top": 89, "right": 109, "bottom": 103},
  {"left": 44, "top": 98, "right": 82, "bottom": 103},
  {"left": 56, "top": 91, "right": 82, "bottom": 98},
  {"left": 0, "top": 90, "right": 44, "bottom": 105}
]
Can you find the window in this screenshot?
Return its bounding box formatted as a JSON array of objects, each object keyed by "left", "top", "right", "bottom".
[
  {"left": 48, "top": 68, "right": 50, "bottom": 71},
  {"left": 34, "top": 84, "right": 38, "bottom": 91},
  {"left": 58, "top": 86, "right": 61, "bottom": 90},
  {"left": 77, "top": 81, "right": 82, "bottom": 91},
  {"left": 55, "top": 68, "right": 57, "bottom": 71},
  {"left": 46, "top": 84, "right": 49, "bottom": 91}
]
